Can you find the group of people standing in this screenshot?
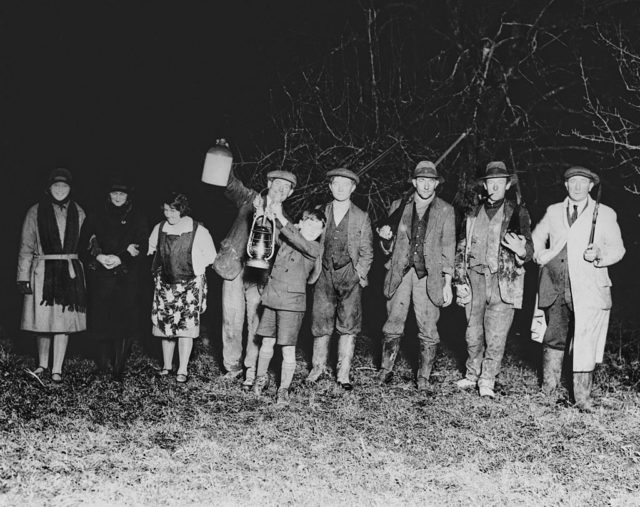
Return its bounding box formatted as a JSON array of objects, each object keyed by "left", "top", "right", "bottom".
[{"left": 17, "top": 157, "right": 625, "bottom": 411}]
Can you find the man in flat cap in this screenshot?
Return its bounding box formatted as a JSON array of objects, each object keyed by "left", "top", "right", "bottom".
[
  {"left": 454, "top": 161, "right": 533, "bottom": 398},
  {"left": 215, "top": 164, "right": 297, "bottom": 389},
  {"left": 376, "top": 161, "right": 455, "bottom": 390},
  {"left": 532, "top": 166, "right": 624, "bottom": 411},
  {"left": 306, "top": 168, "right": 373, "bottom": 390}
]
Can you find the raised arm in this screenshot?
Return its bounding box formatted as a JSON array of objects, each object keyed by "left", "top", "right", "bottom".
[{"left": 225, "top": 168, "right": 259, "bottom": 209}]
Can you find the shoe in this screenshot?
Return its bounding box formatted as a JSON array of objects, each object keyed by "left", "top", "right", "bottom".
[
  {"left": 176, "top": 374, "right": 188, "bottom": 383},
  {"left": 51, "top": 372, "right": 63, "bottom": 383},
  {"left": 158, "top": 368, "right": 172, "bottom": 377},
  {"left": 241, "top": 383, "right": 253, "bottom": 392},
  {"left": 33, "top": 366, "right": 48, "bottom": 376},
  {"left": 305, "top": 366, "right": 326, "bottom": 384},
  {"left": 338, "top": 382, "right": 353, "bottom": 391},
  {"left": 456, "top": 378, "right": 477, "bottom": 390},
  {"left": 378, "top": 369, "right": 393, "bottom": 385},
  {"left": 223, "top": 370, "right": 243, "bottom": 380},
  {"left": 479, "top": 386, "right": 495, "bottom": 398},
  {"left": 253, "top": 375, "right": 270, "bottom": 396},
  {"left": 417, "top": 377, "right": 431, "bottom": 392},
  {"left": 276, "top": 388, "right": 290, "bottom": 405}
]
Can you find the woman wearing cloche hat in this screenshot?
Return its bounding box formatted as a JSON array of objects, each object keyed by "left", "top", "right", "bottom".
[
  {"left": 79, "top": 174, "right": 149, "bottom": 379},
  {"left": 17, "top": 168, "right": 87, "bottom": 383}
]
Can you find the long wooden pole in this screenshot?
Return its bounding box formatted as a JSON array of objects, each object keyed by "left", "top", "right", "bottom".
[{"left": 589, "top": 183, "right": 602, "bottom": 244}]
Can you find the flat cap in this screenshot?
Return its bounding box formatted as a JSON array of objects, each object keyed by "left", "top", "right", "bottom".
[
  {"left": 564, "top": 166, "right": 600, "bottom": 185},
  {"left": 413, "top": 161, "right": 444, "bottom": 182},
  {"left": 48, "top": 168, "right": 72, "bottom": 185},
  {"left": 109, "top": 174, "right": 133, "bottom": 193},
  {"left": 267, "top": 170, "right": 297, "bottom": 188},
  {"left": 327, "top": 167, "right": 360, "bottom": 184}
]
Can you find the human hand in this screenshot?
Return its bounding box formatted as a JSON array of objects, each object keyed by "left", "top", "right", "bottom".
[
  {"left": 17, "top": 281, "right": 32, "bottom": 295},
  {"left": 377, "top": 225, "right": 393, "bottom": 240},
  {"left": 97, "top": 254, "right": 120, "bottom": 270},
  {"left": 253, "top": 195, "right": 265, "bottom": 215},
  {"left": 127, "top": 244, "right": 140, "bottom": 257},
  {"left": 455, "top": 284, "right": 471, "bottom": 306},
  {"left": 583, "top": 244, "right": 601, "bottom": 263},
  {"left": 501, "top": 232, "right": 526, "bottom": 258},
  {"left": 442, "top": 283, "right": 453, "bottom": 307}
]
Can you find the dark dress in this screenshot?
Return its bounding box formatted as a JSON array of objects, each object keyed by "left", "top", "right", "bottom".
[{"left": 80, "top": 201, "right": 149, "bottom": 348}]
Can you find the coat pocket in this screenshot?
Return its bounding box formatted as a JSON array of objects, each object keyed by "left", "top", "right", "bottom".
[{"left": 595, "top": 267, "right": 612, "bottom": 288}]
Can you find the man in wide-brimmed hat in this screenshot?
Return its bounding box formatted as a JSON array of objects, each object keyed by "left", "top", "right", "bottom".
[
  {"left": 454, "top": 161, "right": 533, "bottom": 399},
  {"left": 376, "top": 161, "right": 455, "bottom": 391},
  {"left": 215, "top": 158, "right": 297, "bottom": 389},
  {"left": 532, "top": 166, "right": 625, "bottom": 411},
  {"left": 306, "top": 167, "right": 373, "bottom": 391}
]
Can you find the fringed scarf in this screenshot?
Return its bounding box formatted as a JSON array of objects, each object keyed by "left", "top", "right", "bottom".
[{"left": 37, "top": 195, "right": 87, "bottom": 312}]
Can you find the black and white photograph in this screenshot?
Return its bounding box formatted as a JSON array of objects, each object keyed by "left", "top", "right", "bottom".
[{"left": 1, "top": 1, "right": 639, "bottom": 504}]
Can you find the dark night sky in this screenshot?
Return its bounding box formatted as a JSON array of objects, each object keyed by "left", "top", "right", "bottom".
[
  {"left": 2, "top": 1, "right": 638, "bottom": 331},
  {"left": 1, "top": 1, "right": 357, "bottom": 329}
]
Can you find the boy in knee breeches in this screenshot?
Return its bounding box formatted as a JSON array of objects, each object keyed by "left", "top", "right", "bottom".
[{"left": 253, "top": 207, "right": 326, "bottom": 404}]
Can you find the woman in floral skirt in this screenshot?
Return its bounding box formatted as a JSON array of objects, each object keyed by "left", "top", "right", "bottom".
[{"left": 148, "top": 192, "right": 216, "bottom": 383}]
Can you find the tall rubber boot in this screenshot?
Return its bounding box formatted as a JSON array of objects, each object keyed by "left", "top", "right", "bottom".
[
  {"left": 573, "top": 371, "right": 594, "bottom": 412},
  {"left": 306, "top": 335, "right": 330, "bottom": 383},
  {"left": 378, "top": 336, "right": 401, "bottom": 385},
  {"left": 541, "top": 347, "right": 564, "bottom": 395},
  {"left": 417, "top": 344, "right": 437, "bottom": 391},
  {"left": 336, "top": 334, "right": 356, "bottom": 390}
]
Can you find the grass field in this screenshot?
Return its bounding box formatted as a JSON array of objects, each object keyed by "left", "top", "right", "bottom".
[{"left": 1, "top": 325, "right": 639, "bottom": 506}]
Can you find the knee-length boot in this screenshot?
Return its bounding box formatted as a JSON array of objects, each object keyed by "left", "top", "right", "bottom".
[
  {"left": 573, "top": 371, "right": 594, "bottom": 412},
  {"left": 378, "top": 336, "right": 401, "bottom": 384},
  {"left": 336, "top": 334, "right": 356, "bottom": 390},
  {"left": 541, "top": 347, "right": 564, "bottom": 394},
  {"left": 306, "top": 335, "right": 330, "bottom": 383},
  {"left": 417, "top": 344, "right": 437, "bottom": 391}
]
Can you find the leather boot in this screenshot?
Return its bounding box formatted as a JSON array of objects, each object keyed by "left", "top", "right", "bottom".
[
  {"left": 573, "top": 371, "right": 594, "bottom": 412},
  {"left": 417, "top": 344, "right": 437, "bottom": 391},
  {"left": 378, "top": 336, "right": 400, "bottom": 385},
  {"left": 541, "top": 347, "right": 564, "bottom": 395},
  {"left": 336, "top": 334, "right": 356, "bottom": 390},
  {"left": 306, "top": 335, "right": 330, "bottom": 383}
]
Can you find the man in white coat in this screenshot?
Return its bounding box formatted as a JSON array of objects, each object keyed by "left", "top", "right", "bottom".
[{"left": 532, "top": 167, "right": 625, "bottom": 411}]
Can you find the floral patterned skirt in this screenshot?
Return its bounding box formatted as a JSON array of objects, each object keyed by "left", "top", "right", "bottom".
[{"left": 151, "top": 274, "right": 207, "bottom": 338}]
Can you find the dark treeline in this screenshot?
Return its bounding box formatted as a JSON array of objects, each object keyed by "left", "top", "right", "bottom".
[{"left": 2, "top": 0, "right": 639, "bottom": 337}]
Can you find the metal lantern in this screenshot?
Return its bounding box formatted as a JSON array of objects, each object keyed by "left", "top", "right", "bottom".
[
  {"left": 201, "top": 138, "right": 233, "bottom": 186},
  {"left": 246, "top": 213, "right": 276, "bottom": 269}
]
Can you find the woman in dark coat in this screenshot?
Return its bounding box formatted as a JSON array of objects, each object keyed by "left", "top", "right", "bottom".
[
  {"left": 17, "top": 168, "right": 87, "bottom": 383},
  {"left": 80, "top": 176, "right": 149, "bottom": 378}
]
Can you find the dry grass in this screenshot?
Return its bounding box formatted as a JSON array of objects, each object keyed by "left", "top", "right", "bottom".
[{"left": 1, "top": 330, "right": 639, "bottom": 506}]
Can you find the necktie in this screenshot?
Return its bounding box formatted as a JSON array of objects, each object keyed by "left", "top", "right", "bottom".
[{"left": 570, "top": 204, "right": 578, "bottom": 226}]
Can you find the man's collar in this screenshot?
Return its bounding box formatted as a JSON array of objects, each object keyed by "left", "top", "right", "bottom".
[
  {"left": 484, "top": 198, "right": 504, "bottom": 209},
  {"left": 567, "top": 197, "right": 589, "bottom": 210},
  {"left": 413, "top": 194, "right": 435, "bottom": 207},
  {"left": 332, "top": 199, "right": 351, "bottom": 209}
]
